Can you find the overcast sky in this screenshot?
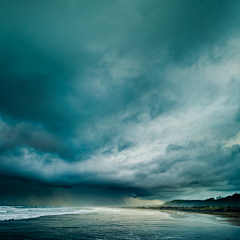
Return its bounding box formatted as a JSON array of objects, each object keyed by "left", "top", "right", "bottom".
[{"left": 0, "top": 0, "right": 240, "bottom": 206}]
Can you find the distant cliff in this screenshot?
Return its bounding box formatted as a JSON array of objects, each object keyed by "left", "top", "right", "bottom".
[{"left": 162, "top": 193, "right": 240, "bottom": 207}]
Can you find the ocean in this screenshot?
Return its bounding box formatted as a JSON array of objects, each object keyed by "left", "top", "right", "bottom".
[{"left": 0, "top": 206, "right": 239, "bottom": 239}]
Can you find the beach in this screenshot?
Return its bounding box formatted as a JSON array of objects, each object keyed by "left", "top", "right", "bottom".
[
  {"left": 129, "top": 207, "right": 240, "bottom": 227},
  {"left": 0, "top": 207, "right": 240, "bottom": 239}
]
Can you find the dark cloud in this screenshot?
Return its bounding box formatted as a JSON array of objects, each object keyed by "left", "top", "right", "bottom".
[
  {"left": 0, "top": 0, "right": 240, "bottom": 205},
  {"left": 0, "top": 122, "right": 73, "bottom": 158}
]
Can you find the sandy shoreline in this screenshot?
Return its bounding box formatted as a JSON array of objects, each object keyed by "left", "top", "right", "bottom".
[
  {"left": 124, "top": 207, "right": 240, "bottom": 226},
  {"left": 163, "top": 210, "right": 240, "bottom": 226}
]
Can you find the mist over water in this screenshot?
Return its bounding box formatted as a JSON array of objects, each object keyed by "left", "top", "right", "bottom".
[{"left": 0, "top": 207, "right": 239, "bottom": 239}]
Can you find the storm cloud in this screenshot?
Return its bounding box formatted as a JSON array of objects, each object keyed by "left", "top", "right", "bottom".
[{"left": 0, "top": 0, "right": 240, "bottom": 205}]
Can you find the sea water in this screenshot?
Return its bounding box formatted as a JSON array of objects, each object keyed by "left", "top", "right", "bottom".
[{"left": 0, "top": 206, "right": 239, "bottom": 239}]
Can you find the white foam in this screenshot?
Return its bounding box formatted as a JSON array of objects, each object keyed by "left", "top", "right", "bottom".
[{"left": 0, "top": 206, "right": 97, "bottom": 221}]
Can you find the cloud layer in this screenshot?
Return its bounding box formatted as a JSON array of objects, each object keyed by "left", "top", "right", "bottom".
[{"left": 0, "top": 0, "right": 240, "bottom": 205}]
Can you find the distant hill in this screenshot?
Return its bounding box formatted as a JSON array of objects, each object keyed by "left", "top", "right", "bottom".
[{"left": 162, "top": 193, "right": 240, "bottom": 207}]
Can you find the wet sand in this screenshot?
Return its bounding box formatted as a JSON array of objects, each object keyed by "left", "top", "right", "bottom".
[{"left": 127, "top": 207, "right": 240, "bottom": 226}]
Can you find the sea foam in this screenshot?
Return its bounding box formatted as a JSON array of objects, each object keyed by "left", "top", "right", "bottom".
[{"left": 0, "top": 206, "right": 97, "bottom": 221}]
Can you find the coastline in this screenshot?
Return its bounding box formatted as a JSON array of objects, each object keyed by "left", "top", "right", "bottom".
[
  {"left": 123, "top": 207, "right": 240, "bottom": 226},
  {"left": 1, "top": 207, "right": 240, "bottom": 239}
]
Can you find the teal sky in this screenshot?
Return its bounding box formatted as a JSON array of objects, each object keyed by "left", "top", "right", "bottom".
[{"left": 0, "top": 0, "right": 240, "bottom": 205}]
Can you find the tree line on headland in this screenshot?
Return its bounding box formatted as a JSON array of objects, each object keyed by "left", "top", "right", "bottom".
[
  {"left": 136, "top": 193, "right": 240, "bottom": 213},
  {"left": 162, "top": 193, "right": 240, "bottom": 207}
]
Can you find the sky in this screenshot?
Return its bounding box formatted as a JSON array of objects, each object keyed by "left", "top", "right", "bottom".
[{"left": 0, "top": 0, "right": 240, "bottom": 206}]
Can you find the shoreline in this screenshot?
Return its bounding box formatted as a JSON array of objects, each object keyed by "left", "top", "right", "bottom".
[{"left": 123, "top": 207, "right": 240, "bottom": 226}]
